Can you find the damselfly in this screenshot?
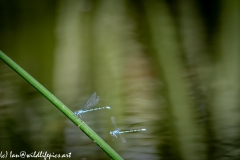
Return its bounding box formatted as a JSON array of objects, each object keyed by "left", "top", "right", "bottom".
[
  {"left": 110, "top": 117, "right": 146, "bottom": 143},
  {"left": 74, "top": 92, "right": 110, "bottom": 118}
]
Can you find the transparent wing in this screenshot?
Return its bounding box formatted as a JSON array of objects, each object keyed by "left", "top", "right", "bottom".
[
  {"left": 82, "top": 92, "right": 100, "bottom": 110},
  {"left": 111, "top": 117, "right": 118, "bottom": 130},
  {"left": 119, "top": 134, "right": 126, "bottom": 143},
  {"left": 125, "top": 122, "right": 146, "bottom": 130}
]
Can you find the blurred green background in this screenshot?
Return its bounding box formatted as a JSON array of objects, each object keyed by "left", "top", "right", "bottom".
[{"left": 0, "top": 0, "right": 240, "bottom": 160}]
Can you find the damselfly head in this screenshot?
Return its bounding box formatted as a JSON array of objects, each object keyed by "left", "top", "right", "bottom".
[
  {"left": 74, "top": 111, "right": 82, "bottom": 118},
  {"left": 110, "top": 131, "right": 117, "bottom": 138}
]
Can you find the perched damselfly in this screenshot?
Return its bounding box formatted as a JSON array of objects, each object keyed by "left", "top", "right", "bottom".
[
  {"left": 74, "top": 92, "right": 110, "bottom": 118},
  {"left": 110, "top": 117, "right": 146, "bottom": 143}
]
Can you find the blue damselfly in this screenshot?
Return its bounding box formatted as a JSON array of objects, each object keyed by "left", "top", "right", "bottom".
[
  {"left": 110, "top": 117, "right": 146, "bottom": 143},
  {"left": 74, "top": 92, "right": 110, "bottom": 118}
]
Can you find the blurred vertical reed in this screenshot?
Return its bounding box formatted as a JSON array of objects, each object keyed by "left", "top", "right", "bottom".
[
  {"left": 210, "top": 0, "right": 240, "bottom": 158},
  {"left": 144, "top": 1, "right": 206, "bottom": 160}
]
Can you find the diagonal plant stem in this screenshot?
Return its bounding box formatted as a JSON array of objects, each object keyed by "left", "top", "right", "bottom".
[{"left": 0, "top": 50, "right": 123, "bottom": 160}]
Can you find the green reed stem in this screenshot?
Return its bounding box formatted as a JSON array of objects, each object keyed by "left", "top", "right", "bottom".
[{"left": 0, "top": 50, "right": 123, "bottom": 160}]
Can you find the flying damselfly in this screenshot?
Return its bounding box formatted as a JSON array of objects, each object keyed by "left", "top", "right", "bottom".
[{"left": 74, "top": 92, "right": 110, "bottom": 118}]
